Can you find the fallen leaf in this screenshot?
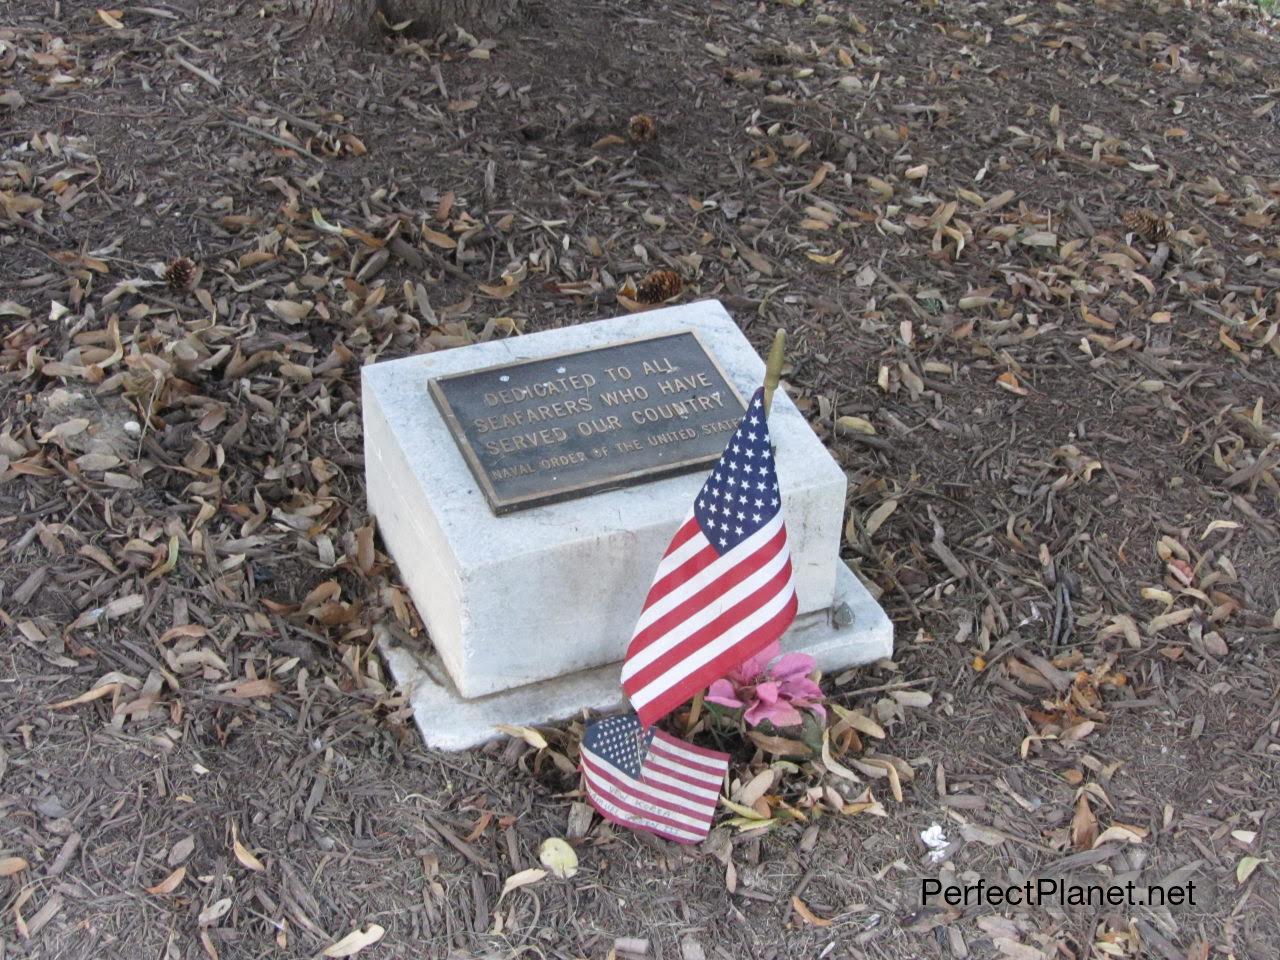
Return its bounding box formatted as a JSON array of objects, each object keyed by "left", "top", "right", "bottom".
[
  {"left": 719, "top": 796, "right": 769, "bottom": 820},
  {"left": 145, "top": 866, "right": 186, "bottom": 895},
  {"left": 266, "top": 299, "right": 313, "bottom": 323},
  {"left": 835, "top": 415, "right": 876, "bottom": 436},
  {"left": 0, "top": 856, "right": 29, "bottom": 877},
  {"left": 197, "top": 897, "right": 233, "bottom": 926},
  {"left": 499, "top": 868, "right": 547, "bottom": 901},
  {"left": 735, "top": 768, "right": 776, "bottom": 806},
  {"left": 232, "top": 828, "right": 265, "bottom": 872},
  {"left": 746, "top": 730, "right": 812, "bottom": 756},
  {"left": 830, "top": 704, "right": 885, "bottom": 739},
  {"left": 38, "top": 418, "right": 90, "bottom": 443},
  {"left": 538, "top": 838, "right": 578, "bottom": 879},
  {"left": 1147, "top": 608, "right": 1195, "bottom": 634},
  {"left": 1200, "top": 520, "right": 1240, "bottom": 539},
  {"left": 1071, "top": 795, "right": 1098, "bottom": 850},
  {"left": 996, "top": 371, "right": 1028, "bottom": 395},
  {"left": 323, "top": 924, "right": 386, "bottom": 957},
  {"left": 864, "top": 499, "right": 898, "bottom": 538},
  {"left": 494, "top": 724, "right": 547, "bottom": 750},
  {"left": 853, "top": 757, "right": 903, "bottom": 801},
  {"left": 1061, "top": 721, "right": 1096, "bottom": 742},
  {"left": 791, "top": 895, "right": 834, "bottom": 927},
  {"left": 1237, "top": 856, "right": 1266, "bottom": 885},
  {"left": 841, "top": 787, "right": 887, "bottom": 817},
  {"left": 1093, "top": 824, "right": 1146, "bottom": 846},
  {"left": 891, "top": 689, "right": 933, "bottom": 708},
  {"left": 820, "top": 731, "right": 861, "bottom": 783},
  {"left": 227, "top": 678, "right": 280, "bottom": 699},
  {"left": 47, "top": 682, "right": 121, "bottom": 710}
]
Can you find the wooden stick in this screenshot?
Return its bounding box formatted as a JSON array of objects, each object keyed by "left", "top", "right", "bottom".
[
  {"left": 762, "top": 328, "right": 786, "bottom": 417},
  {"left": 685, "top": 690, "right": 704, "bottom": 734}
]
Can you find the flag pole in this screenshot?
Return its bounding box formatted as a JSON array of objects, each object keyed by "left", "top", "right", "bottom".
[
  {"left": 686, "top": 328, "right": 788, "bottom": 735},
  {"left": 762, "top": 328, "right": 787, "bottom": 418}
]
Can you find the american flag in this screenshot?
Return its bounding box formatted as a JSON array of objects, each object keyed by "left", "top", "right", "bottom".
[
  {"left": 621, "top": 388, "right": 797, "bottom": 726},
  {"left": 579, "top": 712, "right": 728, "bottom": 844}
]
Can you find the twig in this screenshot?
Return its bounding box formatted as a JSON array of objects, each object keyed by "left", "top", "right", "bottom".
[
  {"left": 874, "top": 266, "right": 928, "bottom": 320},
  {"left": 214, "top": 118, "right": 325, "bottom": 165},
  {"left": 170, "top": 52, "right": 221, "bottom": 90},
  {"left": 832, "top": 676, "right": 933, "bottom": 698}
]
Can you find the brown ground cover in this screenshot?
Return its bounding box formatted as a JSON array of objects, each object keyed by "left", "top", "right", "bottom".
[{"left": 2, "top": 1, "right": 1279, "bottom": 957}]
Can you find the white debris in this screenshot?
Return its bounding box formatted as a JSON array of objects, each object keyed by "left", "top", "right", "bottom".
[{"left": 921, "top": 823, "right": 950, "bottom": 863}]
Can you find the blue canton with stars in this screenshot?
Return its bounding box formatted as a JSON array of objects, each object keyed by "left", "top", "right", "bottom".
[
  {"left": 582, "top": 713, "right": 653, "bottom": 777},
  {"left": 693, "top": 388, "right": 780, "bottom": 555}
]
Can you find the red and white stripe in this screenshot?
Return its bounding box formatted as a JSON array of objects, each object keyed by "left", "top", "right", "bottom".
[
  {"left": 580, "top": 729, "right": 727, "bottom": 844},
  {"left": 621, "top": 511, "right": 797, "bottom": 726}
]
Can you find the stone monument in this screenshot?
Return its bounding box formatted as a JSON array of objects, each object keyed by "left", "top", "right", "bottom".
[{"left": 362, "top": 299, "right": 892, "bottom": 749}]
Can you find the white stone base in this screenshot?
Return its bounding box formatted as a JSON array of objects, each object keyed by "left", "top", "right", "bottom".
[
  {"left": 362, "top": 300, "right": 852, "bottom": 700},
  {"left": 379, "top": 562, "right": 892, "bottom": 751}
]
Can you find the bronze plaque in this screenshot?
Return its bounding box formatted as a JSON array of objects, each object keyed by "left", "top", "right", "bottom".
[{"left": 429, "top": 331, "right": 748, "bottom": 514}]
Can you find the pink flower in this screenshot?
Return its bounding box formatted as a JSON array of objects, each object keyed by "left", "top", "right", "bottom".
[{"left": 705, "top": 643, "right": 825, "bottom": 729}]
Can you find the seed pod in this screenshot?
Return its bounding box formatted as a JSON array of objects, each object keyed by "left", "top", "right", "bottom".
[
  {"left": 627, "top": 113, "right": 658, "bottom": 143},
  {"left": 1122, "top": 208, "right": 1170, "bottom": 243},
  {"left": 164, "top": 257, "right": 196, "bottom": 293},
  {"left": 633, "top": 269, "right": 683, "bottom": 304}
]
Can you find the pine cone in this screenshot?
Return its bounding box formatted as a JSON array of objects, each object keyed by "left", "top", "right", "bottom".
[
  {"left": 634, "top": 270, "right": 683, "bottom": 304},
  {"left": 1122, "top": 208, "right": 1170, "bottom": 243},
  {"left": 627, "top": 113, "right": 658, "bottom": 143},
  {"left": 164, "top": 257, "right": 196, "bottom": 293}
]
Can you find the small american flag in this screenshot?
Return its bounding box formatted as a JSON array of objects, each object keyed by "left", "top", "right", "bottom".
[
  {"left": 579, "top": 712, "right": 728, "bottom": 844},
  {"left": 621, "top": 387, "right": 797, "bottom": 726}
]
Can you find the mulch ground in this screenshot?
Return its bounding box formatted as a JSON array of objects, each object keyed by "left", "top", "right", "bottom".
[{"left": 2, "top": 0, "right": 1279, "bottom": 958}]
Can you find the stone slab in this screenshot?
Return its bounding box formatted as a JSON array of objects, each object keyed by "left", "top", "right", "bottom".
[
  {"left": 378, "top": 562, "right": 893, "bottom": 751},
  {"left": 362, "top": 300, "right": 851, "bottom": 699}
]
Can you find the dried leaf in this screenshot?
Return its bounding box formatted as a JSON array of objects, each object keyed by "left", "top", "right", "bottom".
[
  {"left": 820, "top": 728, "right": 861, "bottom": 783},
  {"left": 1093, "top": 824, "right": 1146, "bottom": 846},
  {"left": 891, "top": 689, "right": 933, "bottom": 709},
  {"left": 791, "top": 895, "right": 834, "bottom": 927},
  {"left": 1237, "top": 856, "right": 1266, "bottom": 885},
  {"left": 0, "top": 856, "right": 29, "bottom": 877},
  {"left": 494, "top": 723, "right": 547, "bottom": 749},
  {"left": 499, "top": 868, "right": 547, "bottom": 901},
  {"left": 864, "top": 499, "right": 898, "bottom": 538},
  {"left": 836, "top": 415, "right": 876, "bottom": 435},
  {"left": 227, "top": 678, "right": 280, "bottom": 699},
  {"left": 1061, "top": 720, "right": 1096, "bottom": 741},
  {"left": 232, "top": 829, "right": 265, "bottom": 872},
  {"left": 197, "top": 897, "right": 233, "bottom": 926},
  {"left": 852, "top": 757, "right": 903, "bottom": 801},
  {"left": 719, "top": 796, "right": 769, "bottom": 820},
  {"left": 841, "top": 787, "right": 887, "bottom": 817},
  {"left": 145, "top": 865, "right": 186, "bottom": 895},
  {"left": 47, "top": 682, "right": 121, "bottom": 710},
  {"left": 1147, "top": 608, "right": 1195, "bottom": 634},
  {"left": 996, "top": 371, "right": 1028, "bottom": 395},
  {"left": 538, "top": 838, "right": 578, "bottom": 879},
  {"left": 830, "top": 703, "right": 885, "bottom": 739},
  {"left": 1071, "top": 795, "right": 1097, "bottom": 850},
  {"left": 1200, "top": 520, "right": 1240, "bottom": 539},
  {"left": 746, "top": 730, "right": 812, "bottom": 756},
  {"left": 266, "top": 299, "right": 313, "bottom": 323},
  {"left": 323, "top": 924, "right": 386, "bottom": 957}
]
